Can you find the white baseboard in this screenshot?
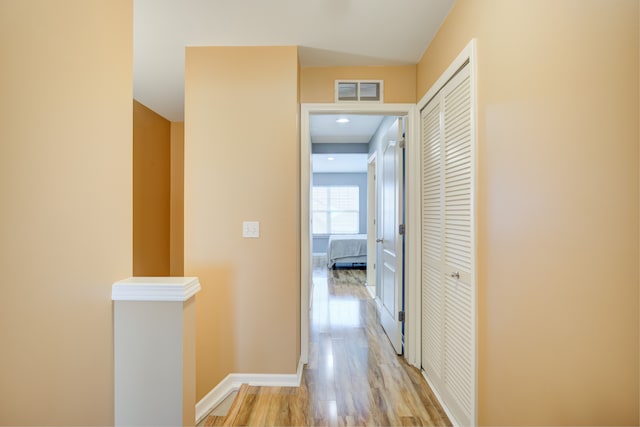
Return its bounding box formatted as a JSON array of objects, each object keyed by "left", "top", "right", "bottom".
[
  {"left": 420, "top": 370, "right": 461, "bottom": 427},
  {"left": 365, "top": 284, "right": 376, "bottom": 299},
  {"left": 195, "top": 375, "right": 240, "bottom": 424},
  {"left": 195, "top": 358, "right": 305, "bottom": 424}
]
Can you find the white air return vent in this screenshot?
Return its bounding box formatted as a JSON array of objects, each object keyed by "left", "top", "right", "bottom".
[{"left": 335, "top": 80, "right": 383, "bottom": 103}]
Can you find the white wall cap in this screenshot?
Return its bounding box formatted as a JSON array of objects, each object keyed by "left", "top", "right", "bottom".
[{"left": 112, "top": 277, "right": 201, "bottom": 301}]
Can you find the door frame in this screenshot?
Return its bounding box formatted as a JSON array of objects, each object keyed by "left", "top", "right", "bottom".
[
  {"left": 366, "top": 151, "right": 377, "bottom": 299},
  {"left": 299, "top": 103, "right": 420, "bottom": 367}
]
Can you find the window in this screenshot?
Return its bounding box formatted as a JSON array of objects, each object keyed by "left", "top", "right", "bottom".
[{"left": 312, "top": 186, "right": 359, "bottom": 234}]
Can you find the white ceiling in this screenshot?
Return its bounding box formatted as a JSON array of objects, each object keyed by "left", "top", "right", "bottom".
[
  {"left": 313, "top": 153, "right": 369, "bottom": 173},
  {"left": 133, "top": 0, "right": 455, "bottom": 121},
  {"left": 310, "top": 114, "right": 385, "bottom": 144}
]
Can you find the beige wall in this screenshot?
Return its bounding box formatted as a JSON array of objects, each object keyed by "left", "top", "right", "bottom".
[
  {"left": 300, "top": 65, "right": 416, "bottom": 103},
  {"left": 184, "top": 46, "right": 300, "bottom": 400},
  {"left": 417, "top": 0, "right": 639, "bottom": 425},
  {"left": 133, "top": 100, "right": 171, "bottom": 276},
  {"left": 171, "top": 122, "right": 185, "bottom": 276},
  {"left": 132, "top": 105, "right": 182, "bottom": 277},
  {"left": 0, "top": 1, "right": 132, "bottom": 425}
]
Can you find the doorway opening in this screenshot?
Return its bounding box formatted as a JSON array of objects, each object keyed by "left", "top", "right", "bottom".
[{"left": 300, "top": 103, "right": 416, "bottom": 365}]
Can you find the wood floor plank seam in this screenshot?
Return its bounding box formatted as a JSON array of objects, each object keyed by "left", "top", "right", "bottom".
[
  {"left": 201, "top": 260, "right": 452, "bottom": 427},
  {"left": 220, "top": 384, "right": 249, "bottom": 427}
]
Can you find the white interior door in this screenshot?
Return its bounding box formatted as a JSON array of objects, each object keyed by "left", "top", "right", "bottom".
[{"left": 379, "top": 117, "right": 404, "bottom": 354}]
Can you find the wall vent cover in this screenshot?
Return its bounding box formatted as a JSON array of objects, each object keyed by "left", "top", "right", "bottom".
[{"left": 335, "top": 80, "right": 383, "bottom": 103}]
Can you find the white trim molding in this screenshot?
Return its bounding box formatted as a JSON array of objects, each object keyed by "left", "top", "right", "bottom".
[
  {"left": 421, "top": 370, "right": 462, "bottom": 427},
  {"left": 111, "top": 276, "right": 201, "bottom": 301},
  {"left": 195, "top": 359, "right": 304, "bottom": 424},
  {"left": 195, "top": 375, "right": 239, "bottom": 424}
]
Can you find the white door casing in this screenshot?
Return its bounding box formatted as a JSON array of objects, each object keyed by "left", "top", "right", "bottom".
[
  {"left": 366, "top": 153, "right": 377, "bottom": 298},
  {"left": 379, "top": 117, "right": 404, "bottom": 355},
  {"left": 300, "top": 103, "right": 416, "bottom": 366}
]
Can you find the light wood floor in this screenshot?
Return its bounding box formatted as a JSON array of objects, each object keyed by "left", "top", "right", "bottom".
[{"left": 202, "top": 260, "right": 451, "bottom": 426}]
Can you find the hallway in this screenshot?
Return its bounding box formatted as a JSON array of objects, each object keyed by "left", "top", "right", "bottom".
[{"left": 203, "top": 260, "right": 451, "bottom": 426}]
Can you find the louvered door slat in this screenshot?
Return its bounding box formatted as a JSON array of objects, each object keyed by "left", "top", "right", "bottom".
[
  {"left": 421, "top": 61, "right": 474, "bottom": 427},
  {"left": 442, "top": 67, "right": 473, "bottom": 426},
  {"left": 422, "top": 263, "right": 442, "bottom": 376},
  {"left": 421, "top": 96, "right": 444, "bottom": 381},
  {"left": 444, "top": 276, "right": 473, "bottom": 417},
  {"left": 421, "top": 99, "right": 443, "bottom": 268}
]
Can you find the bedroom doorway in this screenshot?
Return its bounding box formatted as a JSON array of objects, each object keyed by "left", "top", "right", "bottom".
[
  {"left": 300, "top": 104, "right": 416, "bottom": 365},
  {"left": 310, "top": 114, "right": 375, "bottom": 271}
]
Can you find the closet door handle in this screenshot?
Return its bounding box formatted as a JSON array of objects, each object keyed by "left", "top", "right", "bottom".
[{"left": 450, "top": 271, "right": 460, "bottom": 279}]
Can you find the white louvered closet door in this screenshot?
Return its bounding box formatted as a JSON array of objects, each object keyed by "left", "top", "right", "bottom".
[
  {"left": 421, "top": 63, "right": 475, "bottom": 427},
  {"left": 421, "top": 96, "right": 444, "bottom": 380}
]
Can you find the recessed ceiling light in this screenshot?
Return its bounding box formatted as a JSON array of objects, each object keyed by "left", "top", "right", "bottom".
[
  {"left": 336, "top": 118, "right": 350, "bottom": 124},
  {"left": 327, "top": 157, "right": 335, "bottom": 161}
]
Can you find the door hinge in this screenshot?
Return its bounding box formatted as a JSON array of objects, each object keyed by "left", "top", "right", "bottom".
[
  {"left": 398, "top": 311, "right": 405, "bottom": 322},
  {"left": 399, "top": 224, "right": 405, "bottom": 235},
  {"left": 399, "top": 137, "right": 406, "bottom": 149}
]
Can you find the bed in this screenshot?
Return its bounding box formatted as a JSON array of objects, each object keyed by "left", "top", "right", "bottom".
[{"left": 327, "top": 234, "right": 367, "bottom": 268}]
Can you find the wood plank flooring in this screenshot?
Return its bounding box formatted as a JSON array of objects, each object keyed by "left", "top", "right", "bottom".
[{"left": 202, "top": 260, "right": 451, "bottom": 426}]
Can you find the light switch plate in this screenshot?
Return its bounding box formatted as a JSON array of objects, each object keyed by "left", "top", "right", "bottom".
[{"left": 242, "top": 221, "right": 260, "bottom": 238}]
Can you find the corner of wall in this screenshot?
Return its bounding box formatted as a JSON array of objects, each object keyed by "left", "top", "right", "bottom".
[
  {"left": 170, "top": 121, "right": 185, "bottom": 277},
  {"left": 133, "top": 101, "right": 171, "bottom": 276}
]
